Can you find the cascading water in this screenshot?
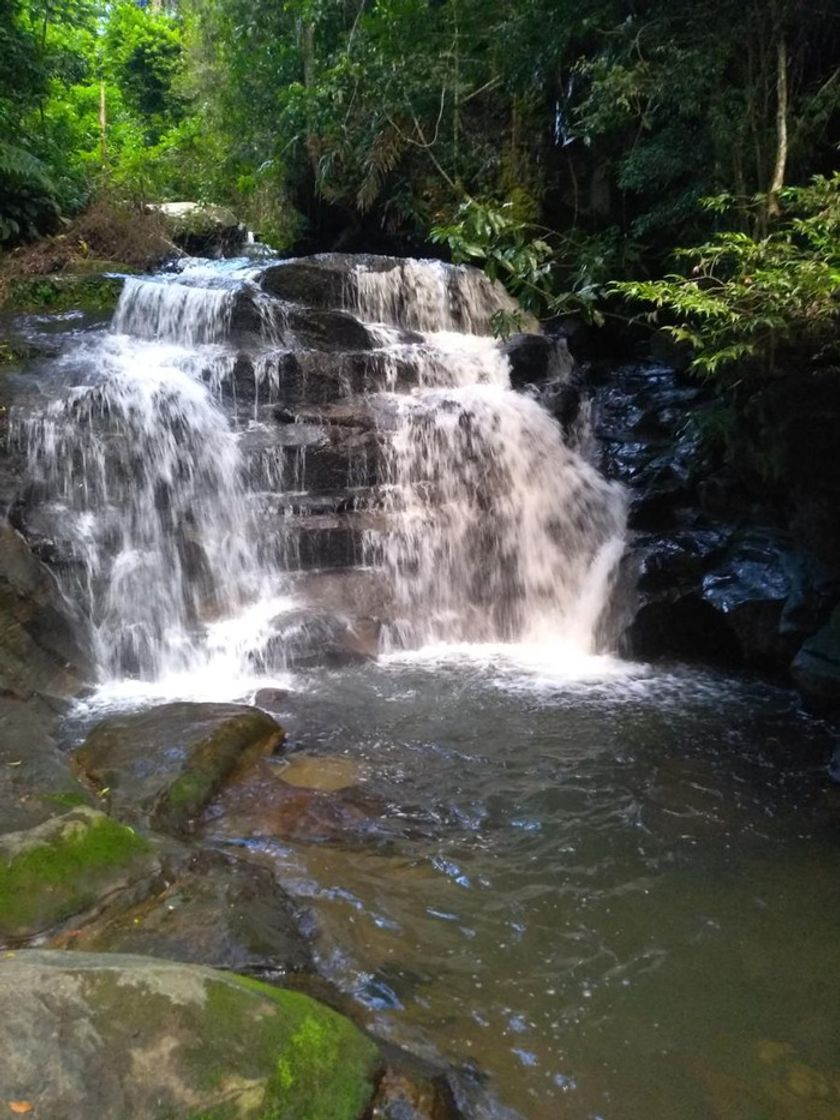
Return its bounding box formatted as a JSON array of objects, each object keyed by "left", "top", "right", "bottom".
[
  {"left": 346, "top": 259, "right": 628, "bottom": 653},
  {"left": 13, "top": 272, "right": 290, "bottom": 690},
  {"left": 370, "top": 386, "right": 626, "bottom": 651},
  {"left": 11, "top": 252, "right": 627, "bottom": 696}
]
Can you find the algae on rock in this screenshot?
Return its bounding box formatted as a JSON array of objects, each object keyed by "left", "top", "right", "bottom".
[
  {"left": 0, "top": 951, "right": 381, "bottom": 1119},
  {"left": 0, "top": 806, "right": 159, "bottom": 943}
]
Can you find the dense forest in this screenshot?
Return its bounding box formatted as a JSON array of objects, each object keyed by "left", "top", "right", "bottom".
[{"left": 2, "top": 0, "right": 839, "bottom": 382}]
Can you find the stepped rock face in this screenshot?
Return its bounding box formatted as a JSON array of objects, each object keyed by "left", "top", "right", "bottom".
[{"left": 5, "top": 251, "right": 625, "bottom": 687}]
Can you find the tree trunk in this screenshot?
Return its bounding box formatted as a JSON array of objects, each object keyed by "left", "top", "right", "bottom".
[
  {"left": 99, "top": 81, "right": 108, "bottom": 171},
  {"left": 767, "top": 36, "right": 788, "bottom": 218}
]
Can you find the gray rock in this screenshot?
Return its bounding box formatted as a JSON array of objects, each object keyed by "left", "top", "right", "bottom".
[
  {"left": 0, "top": 692, "right": 92, "bottom": 835},
  {"left": 0, "top": 950, "right": 381, "bottom": 1119},
  {"left": 0, "top": 523, "right": 92, "bottom": 698},
  {"left": 257, "top": 609, "right": 380, "bottom": 671}
]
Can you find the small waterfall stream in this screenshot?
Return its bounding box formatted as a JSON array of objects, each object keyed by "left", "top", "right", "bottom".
[
  {"left": 11, "top": 253, "right": 627, "bottom": 694},
  {"left": 7, "top": 255, "right": 835, "bottom": 1120}
]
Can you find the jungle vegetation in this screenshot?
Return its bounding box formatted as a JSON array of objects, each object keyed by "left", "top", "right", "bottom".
[{"left": 1, "top": 0, "right": 839, "bottom": 381}]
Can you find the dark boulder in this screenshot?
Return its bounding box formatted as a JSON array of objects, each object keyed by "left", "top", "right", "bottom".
[
  {"left": 700, "top": 529, "right": 800, "bottom": 669},
  {"left": 256, "top": 609, "right": 381, "bottom": 671},
  {"left": 61, "top": 849, "right": 312, "bottom": 975},
  {"left": 74, "top": 702, "right": 283, "bottom": 835},
  {"left": 791, "top": 611, "right": 840, "bottom": 710},
  {"left": 0, "top": 523, "right": 93, "bottom": 699},
  {"left": 503, "top": 333, "right": 572, "bottom": 388}
]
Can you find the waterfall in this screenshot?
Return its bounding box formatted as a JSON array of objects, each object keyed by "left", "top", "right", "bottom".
[
  {"left": 369, "top": 385, "right": 625, "bottom": 650},
  {"left": 11, "top": 253, "right": 627, "bottom": 694}
]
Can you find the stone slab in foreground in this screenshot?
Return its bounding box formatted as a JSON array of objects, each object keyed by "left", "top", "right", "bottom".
[{"left": 0, "top": 950, "right": 381, "bottom": 1119}]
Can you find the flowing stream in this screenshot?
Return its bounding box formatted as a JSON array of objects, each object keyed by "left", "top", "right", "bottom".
[{"left": 8, "top": 255, "right": 839, "bottom": 1119}]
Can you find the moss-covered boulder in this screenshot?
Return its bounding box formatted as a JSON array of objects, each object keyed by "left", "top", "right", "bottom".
[
  {"left": 0, "top": 807, "right": 159, "bottom": 943},
  {"left": 0, "top": 950, "right": 381, "bottom": 1119},
  {"left": 74, "top": 702, "right": 284, "bottom": 835}
]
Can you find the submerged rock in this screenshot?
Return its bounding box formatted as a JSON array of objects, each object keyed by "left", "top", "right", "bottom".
[
  {"left": 0, "top": 807, "right": 158, "bottom": 944},
  {"left": 74, "top": 702, "right": 283, "bottom": 835},
  {"left": 0, "top": 950, "right": 381, "bottom": 1118},
  {"left": 278, "top": 754, "right": 362, "bottom": 793},
  {"left": 204, "top": 755, "right": 393, "bottom": 846}
]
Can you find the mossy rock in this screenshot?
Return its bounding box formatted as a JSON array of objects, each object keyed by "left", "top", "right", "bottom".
[
  {"left": 4, "top": 272, "right": 125, "bottom": 313},
  {"left": 74, "top": 701, "right": 284, "bottom": 835},
  {"left": 0, "top": 951, "right": 381, "bottom": 1119},
  {"left": 0, "top": 806, "right": 159, "bottom": 943}
]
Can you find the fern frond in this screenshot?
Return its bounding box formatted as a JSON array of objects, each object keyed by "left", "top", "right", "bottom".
[
  {"left": 356, "top": 125, "right": 404, "bottom": 214},
  {"left": 0, "top": 141, "right": 52, "bottom": 189}
]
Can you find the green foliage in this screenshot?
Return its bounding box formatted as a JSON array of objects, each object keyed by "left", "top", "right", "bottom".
[
  {"left": 0, "top": 141, "right": 59, "bottom": 243},
  {"left": 615, "top": 175, "right": 840, "bottom": 378},
  {"left": 432, "top": 199, "right": 553, "bottom": 322}
]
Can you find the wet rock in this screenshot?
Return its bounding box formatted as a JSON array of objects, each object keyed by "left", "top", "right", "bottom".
[
  {"left": 0, "top": 807, "right": 159, "bottom": 944},
  {"left": 291, "top": 567, "right": 393, "bottom": 619},
  {"left": 260, "top": 257, "right": 353, "bottom": 308},
  {"left": 0, "top": 693, "right": 93, "bottom": 835},
  {"left": 503, "top": 333, "right": 571, "bottom": 389},
  {"left": 225, "top": 349, "right": 400, "bottom": 409},
  {"left": 622, "top": 593, "right": 741, "bottom": 664},
  {"left": 0, "top": 950, "right": 381, "bottom": 1118},
  {"left": 242, "top": 424, "right": 382, "bottom": 496},
  {"left": 0, "top": 523, "right": 93, "bottom": 698},
  {"left": 288, "top": 306, "right": 376, "bottom": 351},
  {"left": 791, "top": 614, "right": 840, "bottom": 710},
  {"left": 259, "top": 609, "right": 381, "bottom": 670},
  {"left": 278, "top": 755, "right": 361, "bottom": 793},
  {"left": 74, "top": 702, "right": 283, "bottom": 835},
  {"left": 259, "top": 253, "right": 531, "bottom": 334},
  {"left": 371, "top": 1055, "right": 461, "bottom": 1120},
  {"left": 254, "top": 687, "right": 290, "bottom": 709},
  {"left": 60, "top": 849, "right": 312, "bottom": 974},
  {"left": 701, "top": 530, "right": 800, "bottom": 668}
]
